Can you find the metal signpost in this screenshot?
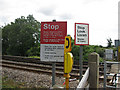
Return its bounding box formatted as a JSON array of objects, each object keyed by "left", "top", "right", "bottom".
[
  {"left": 40, "top": 21, "right": 67, "bottom": 86},
  {"left": 75, "top": 23, "right": 89, "bottom": 81}
]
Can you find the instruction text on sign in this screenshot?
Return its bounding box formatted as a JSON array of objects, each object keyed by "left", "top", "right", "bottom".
[{"left": 75, "top": 23, "right": 89, "bottom": 45}]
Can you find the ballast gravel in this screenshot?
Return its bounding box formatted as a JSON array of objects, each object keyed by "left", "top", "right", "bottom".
[{"left": 2, "top": 67, "right": 79, "bottom": 88}]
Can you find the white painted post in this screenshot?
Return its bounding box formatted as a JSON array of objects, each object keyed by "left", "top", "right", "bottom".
[{"left": 76, "top": 67, "right": 89, "bottom": 90}]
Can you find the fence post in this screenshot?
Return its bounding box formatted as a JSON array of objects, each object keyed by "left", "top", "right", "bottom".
[
  {"left": 52, "top": 63, "right": 56, "bottom": 87},
  {"left": 88, "top": 52, "right": 99, "bottom": 88}
]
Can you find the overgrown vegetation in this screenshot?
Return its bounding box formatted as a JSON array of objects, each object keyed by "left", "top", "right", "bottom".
[{"left": 71, "top": 39, "right": 111, "bottom": 62}]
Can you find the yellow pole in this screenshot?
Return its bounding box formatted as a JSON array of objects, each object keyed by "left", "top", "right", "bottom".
[
  {"left": 64, "top": 36, "right": 72, "bottom": 89},
  {"left": 66, "top": 74, "right": 69, "bottom": 89},
  {"left": 64, "top": 51, "right": 69, "bottom": 89},
  {"left": 64, "top": 73, "right": 70, "bottom": 89}
]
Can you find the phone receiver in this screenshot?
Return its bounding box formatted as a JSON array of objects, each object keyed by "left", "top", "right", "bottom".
[{"left": 66, "top": 38, "right": 69, "bottom": 48}]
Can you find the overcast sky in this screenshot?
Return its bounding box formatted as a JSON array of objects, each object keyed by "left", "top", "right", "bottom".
[{"left": 0, "top": 0, "right": 119, "bottom": 46}]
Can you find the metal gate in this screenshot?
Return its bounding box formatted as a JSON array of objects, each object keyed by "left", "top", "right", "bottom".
[{"left": 104, "top": 61, "right": 120, "bottom": 88}]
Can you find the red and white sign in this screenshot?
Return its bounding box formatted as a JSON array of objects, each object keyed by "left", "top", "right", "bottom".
[
  {"left": 40, "top": 21, "right": 67, "bottom": 62},
  {"left": 41, "top": 22, "right": 67, "bottom": 44},
  {"left": 75, "top": 23, "right": 89, "bottom": 45}
]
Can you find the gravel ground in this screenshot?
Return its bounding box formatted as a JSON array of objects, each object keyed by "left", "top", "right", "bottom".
[{"left": 2, "top": 67, "right": 79, "bottom": 88}]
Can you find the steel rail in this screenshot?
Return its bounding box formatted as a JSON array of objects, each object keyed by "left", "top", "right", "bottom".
[{"left": 1, "top": 59, "right": 111, "bottom": 82}]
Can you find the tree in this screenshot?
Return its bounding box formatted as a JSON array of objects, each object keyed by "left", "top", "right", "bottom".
[
  {"left": 107, "top": 38, "right": 112, "bottom": 47},
  {"left": 2, "top": 15, "right": 41, "bottom": 56},
  {"left": 71, "top": 43, "right": 105, "bottom": 63}
]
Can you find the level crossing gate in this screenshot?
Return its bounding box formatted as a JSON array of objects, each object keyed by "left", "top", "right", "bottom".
[{"left": 104, "top": 61, "right": 120, "bottom": 88}]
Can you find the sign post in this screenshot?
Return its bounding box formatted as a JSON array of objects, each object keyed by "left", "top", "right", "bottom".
[
  {"left": 40, "top": 20, "right": 67, "bottom": 87},
  {"left": 75, "top": 23, "right": 89, "bottom": 81},
  {"left": 79, "top": 46, "right": 83, "bottom": 80},
  {"left": 52, "top": 20, "right": 56, "bottom": 87}
]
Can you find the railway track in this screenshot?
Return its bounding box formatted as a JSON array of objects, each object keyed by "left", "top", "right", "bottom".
[
  {"left": 2, "top": 55, "right": 104, "bottom": 70},
  {"left": 1, "top": 60, "right": 77, "bottom": 77},
  {"left": 2, "top": 55, "right": 115, "bottom": 84},
  {"left": 1, "top": 59, "right": 103, "bottom": 73},
  {"left": 1, "top": 59, "right": 111, "bottom": 83}
]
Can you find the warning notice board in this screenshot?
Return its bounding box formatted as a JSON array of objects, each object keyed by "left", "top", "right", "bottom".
[
  {"left": 40, "top": 21, "right": 67, "bottom": 62},
  {"left": 40, "top": 44, "right": 64, "bottom": 62},
  {"left": 75, "top": 23, "right": 89, "bottom": 45}
]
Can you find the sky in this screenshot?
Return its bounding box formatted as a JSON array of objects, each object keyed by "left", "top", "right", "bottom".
[{"left": 0, "top": 0, "right": 119, "bottom": 46}]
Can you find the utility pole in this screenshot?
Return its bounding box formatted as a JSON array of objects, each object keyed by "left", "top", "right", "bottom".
[{"left": 118, "top": 1, "right": 120, "bottom": 61}]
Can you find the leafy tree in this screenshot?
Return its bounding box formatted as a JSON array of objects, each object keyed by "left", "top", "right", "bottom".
[
  {"left": 71, "top": 40, "right": 80, "bottom": 62},
  {"left": 71, "top": 43, "right": 105, "bottom": 63},
  {"left": 2, "top": 15, "right": 40, "bottom": 56},
  {"left": 107, "top": 38, "right": 112, "bottom": 47}
]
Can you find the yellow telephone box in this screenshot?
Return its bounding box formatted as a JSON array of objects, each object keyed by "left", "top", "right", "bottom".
[
  {"left": 64, "top": 52, "right": 73, "bottom": 73},
  {"left": 64, "top": 36, "right": 72, "bottom": 52},
  {"left": 64, "top": 36, "right": 73, "bottom": 73}
]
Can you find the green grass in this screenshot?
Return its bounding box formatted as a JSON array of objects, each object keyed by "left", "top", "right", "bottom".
[
  {"left": 2, "top": 79, "right": 19, "bottom": 88},
  {"left": 2, "top": 75, "right": 47, "bottom": 89},
  {"left": 28, "top": 56, "right": 40, "bottom": 58},
  {"left": 2, "top": 75, "right": 25, "bottom": 88}
]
